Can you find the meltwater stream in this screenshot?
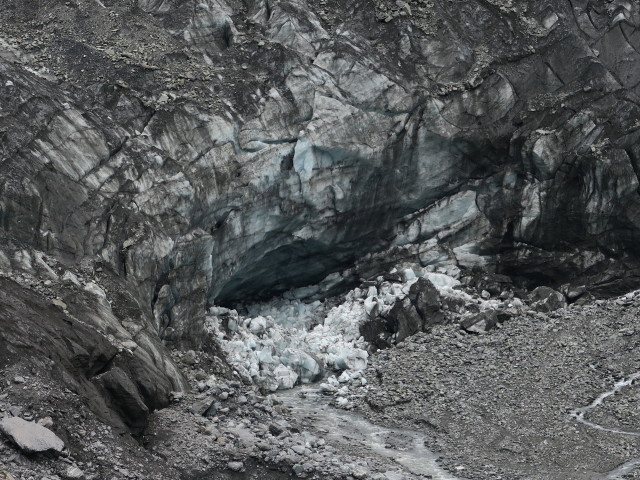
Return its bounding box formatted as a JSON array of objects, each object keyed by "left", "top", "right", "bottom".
[
  {"left": 571, "top": 372, "right": 640, "bottom": 437},
  {"left": 570, "top": 372, "right": 640, "bottom": 479},
  {"left": 276, "top": 387, "right": 460, "bottom": 480}
]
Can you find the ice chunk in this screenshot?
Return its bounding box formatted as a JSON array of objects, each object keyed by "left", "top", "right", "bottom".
[
  {"left": 249, "top": 316, "right": 267, "bottom": 335},
  {"left": 402, "top": 268, "right": 416, "bottom": 281},
  {"left": 423, "top": 272, "right": 461, "bottom": 290},
  {"left": 331, "top": 347, "right": 368, "bottom": 371},
  {"left": 228, "top": 318, "right": 238, "bottom": 332},
  {"left": 319, "top": 382, "right": 337, "bottom": 393},
  {"left": 364, "top": 296, "right": 378, "bottom": 316},
  {"left": 274, "top": 365, "right": 298, "bottom": 390}
]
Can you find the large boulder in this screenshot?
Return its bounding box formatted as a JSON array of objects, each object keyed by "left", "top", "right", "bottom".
[
  {"left": 0, "top": 417, "right": 65, "bottom": 453},
  {"left": 95, "top": 367, "right": 150, "bottom": 433},
  {"left": 387, "top": 296, "right": 423, "bottom": 343},
  {"left": 377, "top": 277, "right": 445, "bottom": 343},
  {"left": 530, "top": 286, "right": 567, "bottom": 312},
  {"left": 411, "top": 278, "right": 445, "bottom": 326}
]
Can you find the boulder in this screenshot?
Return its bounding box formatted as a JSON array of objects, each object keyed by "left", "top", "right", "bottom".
[
  {"left": 0, "top": 417, "right": 65, "bottom": 453},
  {"left": 188, "top": 397, "right": 215, "bottom": 416},
  {"left": 410, "top": 278, "right": 444, "bottom": 326},
  {"left": 460, "top": 310, "right": 499, "bottom": 334},
  {"left": 360, "top": 316, "right": 392, "bottom": 350},
  {"left": 227, "top": 461, "right": 243, "bottom": 472},
  {"left": 384, "top": 277, "right": 444, "bottom": 342},
  {"left": 387, "top": 296, "right": 422, "bottom": 343},
  {"left": 61, "top": 466, "right": 85, "bottom": 479},
  {"left": 530, "top": 287, "right": 567, "bottom": 312}
]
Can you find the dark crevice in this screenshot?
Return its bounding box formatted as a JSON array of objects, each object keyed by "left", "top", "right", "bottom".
[
  {"left": 214, "top": 210, "right": 232, "bottom": 230},
  {"left": 265, "top": 0, "right": 272, "bottom": 22},
  {"left": 222, "top": 22, "right": 234, "bottom": 48},
  {"left": 625, "top": 148, "right": 640, "bottom": 193},
  {"left": 544, "top": 61, "right": 566, "bottom": 86},
  {"left": 91, "top": 352, "right": 118, "bottom": 378}
]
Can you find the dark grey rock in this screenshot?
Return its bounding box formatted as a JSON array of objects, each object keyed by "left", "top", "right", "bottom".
[
  {"left": 530, "top": 287, "right": 567, "bottom": 312},
  {"left": 460, "top": 310, "right": 499, "bottom": 334},
  {"left": 410, "top": 278, "right": 444, "bottom": 327},
  {"left": 95, "top": 367, "right": 149, "bottom": 433},
  {"left": 388, "top": 296, "right": 423, "bottom": 343},
  {"left": 366, "top": 277, "right": 444, "bottom": 344},
  {"left": 189, "top": 397, "right": 215, "bottom": 416}
]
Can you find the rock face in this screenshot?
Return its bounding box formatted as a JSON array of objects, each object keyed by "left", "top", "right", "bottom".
[
  {"left": 1, "top": 0, "right": 640, "bottom": 345},
  {"left": 1, "top": 0, "right": 640, "bottom": 435},
  {"left": 0, "top": 417, "right": 65, "bottom": 453},
  {"left": 0, "top": 276, "right": 186, "bottom": 434}
]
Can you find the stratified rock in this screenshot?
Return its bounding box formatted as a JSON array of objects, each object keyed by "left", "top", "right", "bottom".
[{"left": 0, "top": 417, "right": 64, "bottom": 453}]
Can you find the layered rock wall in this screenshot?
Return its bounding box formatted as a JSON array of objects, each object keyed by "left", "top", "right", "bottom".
[{"left": 1, "top": 0, "right": 640, "bottom": 346}]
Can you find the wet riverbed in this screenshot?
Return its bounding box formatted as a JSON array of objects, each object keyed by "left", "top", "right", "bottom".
[{"left": 277, "top": 387, "right": 459, "bottom": 480}]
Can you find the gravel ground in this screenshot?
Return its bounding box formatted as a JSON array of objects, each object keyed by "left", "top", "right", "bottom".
[{"left": 355, "top": 294, "right": 640, "bottom": 479}]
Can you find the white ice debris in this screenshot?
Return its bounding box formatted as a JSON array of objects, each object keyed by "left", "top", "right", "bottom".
[
  {"left": 423, "top": 271, "right": 460, "bottom": 290},
  {"left": 206, "top": 263, "right": 493, "bottom": 392},
  {"left": 205, "top": 298, "right": 371, "bottom": 392}
]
